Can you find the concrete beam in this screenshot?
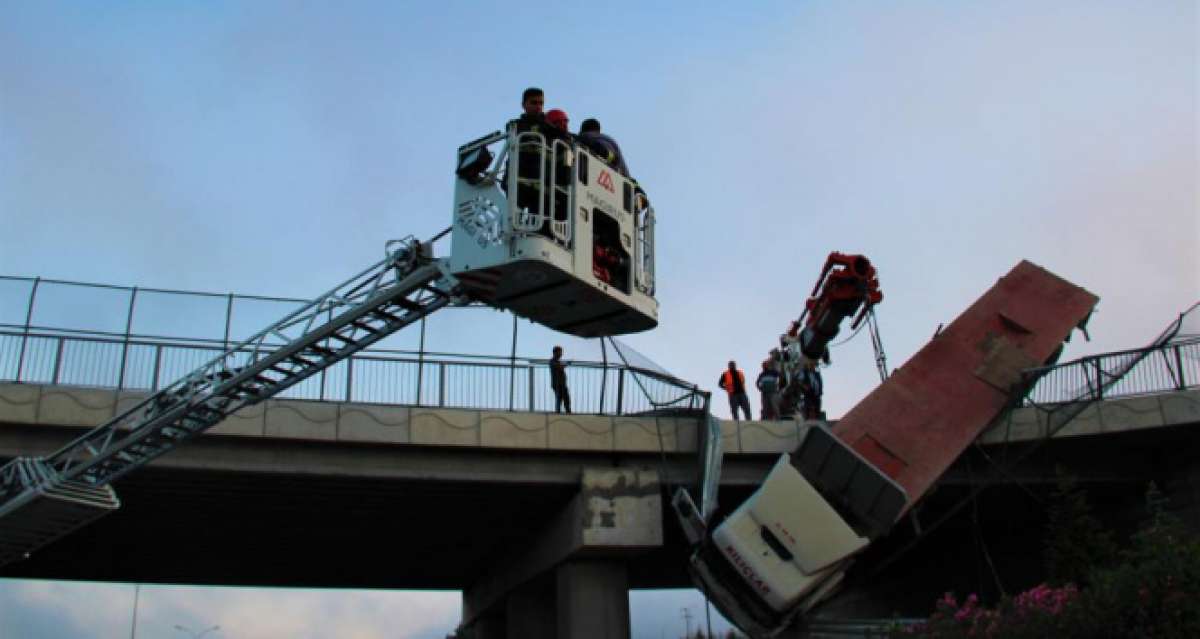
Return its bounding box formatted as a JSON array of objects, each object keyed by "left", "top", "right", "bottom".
[
  {"left": 0, "top": 383, "right": 707, "bottom": 454},
  {"left": 461, "top": 468, "right": 660, "bottom": 629},
  {"left": 978, "top": 390, "right": 1200, "bottom": 444},
  {"left": 0, "top": 421, "right": 775, "bottom": 487},
  {"left": 4, "top": 384, "right": 1198, "bottom": 459}
]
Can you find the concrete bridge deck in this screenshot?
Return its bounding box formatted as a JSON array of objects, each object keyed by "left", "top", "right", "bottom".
[
  {"left": 5, "top": 382, "right": 1196, "bottom": 457},
  {"left": 1, "top": 382, "right": 1198, "bottom": 636},
  {"left": 1, "top": 382, "right": 1197, "bottom": 586}
]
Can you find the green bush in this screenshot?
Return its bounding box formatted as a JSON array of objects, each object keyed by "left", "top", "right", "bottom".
[
  {"left": 1061, "top": 484, "right": 1200, "bottom": 639},
  {"left": 1043, "top": 468, "right": 1116, "bottom": 586}
]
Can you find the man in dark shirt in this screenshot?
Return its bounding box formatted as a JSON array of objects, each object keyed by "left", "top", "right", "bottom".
[
  {"left": 550, "top": 345, "right": 571, "bottom": 414},
  {"left": 506, "top": 88, "right": 569, "bottom": 231},
  {"left": 506, "top": 88, "right": 547, "bottom": 215},
  {"left": 512, "top": 87, "right": 546, "bottom": 133},
  {"left": 576, "top": 118, "right": 629, "bottom": 177},
  {"left": 756, "top": 360, "right": 783, "bottom": 420}
]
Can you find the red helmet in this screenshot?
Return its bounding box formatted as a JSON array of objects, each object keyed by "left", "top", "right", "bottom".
[{"left": 546, "top": 109, "right": 569, "bottom": 129}]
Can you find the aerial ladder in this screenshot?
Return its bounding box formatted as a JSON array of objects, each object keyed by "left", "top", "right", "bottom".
[
  {"left": 0, "top": 119, "right": 659, "bottom": 567},
  {"left": 674, "top": 259, "right": 1100, "bottom": 637}
]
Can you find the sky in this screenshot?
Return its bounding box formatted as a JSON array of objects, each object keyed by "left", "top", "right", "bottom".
[{"left": 0, "top": 1, "right": 1196, "bottom": 637}]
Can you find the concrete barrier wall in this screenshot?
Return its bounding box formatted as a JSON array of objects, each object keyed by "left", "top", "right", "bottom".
[
  {"left": 979, "top": 388, "right": 1200, "bottom": 444},
  {"left": 4, "top": 383, "right": 1197, "bottom": 456},
  {"left": 0, "top": 382, "right": 793, "bottom": 455}
]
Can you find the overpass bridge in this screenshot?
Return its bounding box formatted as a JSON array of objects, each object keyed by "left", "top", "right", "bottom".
[
  {"left": 1, "top": 275, "right": 1198, "bottom": 637},
  {"left": 2, "top": 378, "right": 1198, "bottom": 635}
]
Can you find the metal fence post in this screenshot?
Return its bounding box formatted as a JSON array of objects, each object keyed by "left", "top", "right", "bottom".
[
  {"left": 51, "top": 337, "right": 65, "bottom": 384},
  {"left": 345, "top": 356, "right": 354, "bottom": 402},
  {"left": 116, "top": 287, "right": 137, "bottom": 391},
  {"left": 15, "top": 277, "right": 40, "bottom": 383},
  {"left": 528, "top": 366, "right": 535, "bottom": 412},
  {"left": 1174, "top": 345, "right": 1186, "bottom": 390},
  {"left": 616, "top": 368, "right": 625, "bottom": 416},
  {"left": 508, "top": 314, "right": 518, "bottom": 411},
  {"left": 438, "top": 363, "right": 447, "bottom": 407},
  {"left": 416, "top": 316, "right": 427, "bottom": 405},
  {"left": 598, "top": 339, "right": 608, "bottom": 414},
  {"left": 151, "top": 344, "right": 163, "bottom": 391},
  {"left": 223, "top": 293, "right": 234, "bottom": 350},
  {"left": 319, "top": 308, "right": 332, "bottom": 401},
  {"left": 1094, "top": 357, "right": 1104, "bottom": 400}
]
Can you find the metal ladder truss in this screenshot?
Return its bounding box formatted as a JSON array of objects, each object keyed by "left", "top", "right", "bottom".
[
  {"left": 0, "top": 236, "right": 460, "bottom": 566},
  {"left": 0, "top": 458, "right": 120, "bottom": 566}
]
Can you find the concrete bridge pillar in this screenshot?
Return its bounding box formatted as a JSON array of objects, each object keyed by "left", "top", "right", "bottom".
[
  {"left": 458, "top": 467, "right": 660, "bottom": 639},
  {"left": 506, "top": 576, "right": 556, "bottom": 639},
  {"left": 472, "top": 612, "right": 506, "bottom": 639},
  {"left": 556, "top": 559, "right": 631, "bottom": 639}
]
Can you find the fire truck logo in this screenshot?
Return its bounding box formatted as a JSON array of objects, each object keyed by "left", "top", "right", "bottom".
[{"left": 597, "top": 170, "right": 615, "bottom": 193}]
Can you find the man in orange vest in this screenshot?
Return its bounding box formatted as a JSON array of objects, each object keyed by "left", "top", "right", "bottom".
[{"left": 718, "top": 360, "right": 753, "bottom": 421}]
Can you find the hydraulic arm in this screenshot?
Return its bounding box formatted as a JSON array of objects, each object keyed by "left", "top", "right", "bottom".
[
  {"left": 777, "top": 252, "right": 882, "bottom": 419},
  {"left": 792, "top": 253, "right": 882, "bottom": 363}
]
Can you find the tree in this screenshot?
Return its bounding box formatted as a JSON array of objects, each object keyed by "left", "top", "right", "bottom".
[{"left": 1043, "top": 467, "right": 1116, "bottom": 586}]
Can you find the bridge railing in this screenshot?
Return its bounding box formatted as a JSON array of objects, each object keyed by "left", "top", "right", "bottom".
[
  {"left": 1022, "top": 338, "right": 1199, "bottom": 405},
  {"left": 0, "top": 329, "right": 703, "bottom": 416}
]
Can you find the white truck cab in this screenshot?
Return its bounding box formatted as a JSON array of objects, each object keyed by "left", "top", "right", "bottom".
[
  {"left": 449, "top": 124, "right": 658, "bottom": 337},
  {"left": 677, "top": 425, "right": 900, "bottom": 637}
]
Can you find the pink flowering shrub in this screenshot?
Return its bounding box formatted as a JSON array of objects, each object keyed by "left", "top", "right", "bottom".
[
  {"left": 896, "top": 485, "right": 1200, "bottom": 639},
  {"left": 896, "top": 584, "right": 1078, "bottom": 638}
]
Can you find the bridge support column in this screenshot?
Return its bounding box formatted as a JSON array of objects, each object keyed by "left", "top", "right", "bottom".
[
  {"left": 472, "top": 611, "right": 506, "bottom": 639},
  {"left": 459, "top": 468, "right": 661, "bottom": 639},
  {"left": 506, "top": 576, "right": 556, "bottom": 639},
  {"left": 557, "top": 559, "right": 631, "bottom": 639}
]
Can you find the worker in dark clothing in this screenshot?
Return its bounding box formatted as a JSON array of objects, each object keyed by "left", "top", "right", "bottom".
[
  {"left": 798, "top": 366, "right": 824, "bottom": 420},
  {"left": 718, "top": 360, "right": 753, "bottom": 421},
  {"left": 756, "top": 360, "right": 782, "bottom": 420},
  {"left": 506, "top": 88, "right": 560, "bottom": 221},
  {"left": 578, "top": 118, "right": 649, "bottom": 215},
  {"left": 550, "top": 345, "right": 571, "bottom": 414},
  {"left": 576, "top": 118, "right": 629, "bottom": 177},
  {"left": 544, "top": 109, "right": 574, "bottom": 229},
  {"left": 512, "top": 87, "right": 547, "bottom": 134}
]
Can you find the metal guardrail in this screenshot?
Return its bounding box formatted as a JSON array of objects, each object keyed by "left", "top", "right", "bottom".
[
  {"left": 2, "top": 327, "right": 1193, "bottom": 417},
  {"left": 1021, "top": 338, "right": 1199, "bottom": 406},
  {"left": 0, "top": 329, "right": 703, "bottom": 416},
  {"left": 3, "top": 275, "right": 1192, "bottom": 416}
]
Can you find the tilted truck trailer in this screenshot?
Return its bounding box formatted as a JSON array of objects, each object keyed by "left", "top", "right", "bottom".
[{"left": 675, "top": 260, "right": 1098, "bottom": 637}]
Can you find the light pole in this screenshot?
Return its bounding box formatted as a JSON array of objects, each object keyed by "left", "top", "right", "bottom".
[
  {"left": 175, "top": 624, "right": 220, "bottom": 639},
  {"left": 129, "top": 584, "right": 140, "bottom": 639}
]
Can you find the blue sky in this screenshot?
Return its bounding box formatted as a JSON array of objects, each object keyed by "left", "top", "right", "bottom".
[{"left": 1, "top": 2, "right": 1196, "bottom": 637}]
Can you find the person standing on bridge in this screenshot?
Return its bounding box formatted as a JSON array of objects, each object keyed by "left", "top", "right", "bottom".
[
  {"left": 756, "top": 360, "right": 782, "bottom": 421},
  {"left": 719, "top": 360, "right": 752, "bottom": 421},
  {"left": 550, "top": 345, "right": 571, "bottom": 414}
]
